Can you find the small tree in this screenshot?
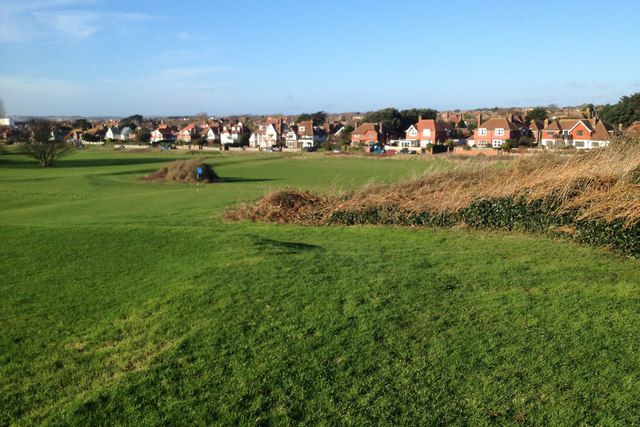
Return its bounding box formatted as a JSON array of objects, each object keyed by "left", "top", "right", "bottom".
[
  {"left": 518, "top": 136, "right": 535, "bottom": 147},
  {"left": 238, "top": 132, "right": 251, "bottom": 147},
  {"left": 22, "top": 120, "right": 73, "bottom": 167},
  {"left": 136, "top": 127, "right": 151, "bottom": 144},
  {"left": 506, "top": 138, "right": 519, "bottom": 148},
  {"left": 338, "top": 124, "right": 354, "bottom": 146},
  {"left": 525, "top": 107, "right": 548, "bottom": 122},
  {"left": 72, "top": 118, "right": 91, "bottom": 130}
]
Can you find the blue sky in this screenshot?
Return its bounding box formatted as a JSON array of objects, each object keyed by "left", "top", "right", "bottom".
[{"left": 1, "top": 0, "right": 639, "bottom": 117}]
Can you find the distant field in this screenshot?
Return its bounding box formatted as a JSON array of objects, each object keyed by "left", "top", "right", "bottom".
[{"left": 2, "top": 147, "right": 640, "bottom": 425}]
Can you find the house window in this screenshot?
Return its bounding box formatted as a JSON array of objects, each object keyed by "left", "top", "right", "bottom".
[
  {"left": 423, "top": 129, "right": 431, "bottom": 137},
  {"left": 410, "top": 129, "right": 417, "bottom": 136},
  {"left": 478, "top": 128, "right": 487, "bottom": 136},
  {"left": 300, "top": 126, "right": 305, "bottom": 131},
  {"left": 577, "top": 130, "right": 584, "bottom": 136},
  {"left": 354, "top": 134, "right": 360, "bottom": 138},
  {"left": 495, "top": 128, "right": 504, "bottom": 136},
  {"left": 547, "top": 131, "right": 554, "bottom": 136},
  {"left": 575, "top": 141, "right": 584, "bottom": 147},
  {"left": 492, "top": 140, "right": 503, "bottom": 148}
]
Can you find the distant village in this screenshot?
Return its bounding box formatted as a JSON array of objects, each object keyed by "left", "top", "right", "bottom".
[{"left": 2, "top": 103, "right": 640, "bottom": 154}]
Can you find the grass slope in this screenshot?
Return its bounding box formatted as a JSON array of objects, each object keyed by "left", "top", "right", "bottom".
[{"left": 2, "top": 148, "right": 640, "bottom": 424}]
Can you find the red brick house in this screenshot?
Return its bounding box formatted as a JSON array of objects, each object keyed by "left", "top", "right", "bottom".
[
  {"left": 404, "top": 117, "right": 456, "bottom": 150},
  {"left": 472, "top": 117, "right": 522, "bottom": 148},
  {"left": 540, "top": 118, "right": 614, "bottom": 149},
  {"left": 150, "top": 125, "right": 178, "bottom": 144},
  {"left": 351, "top": 122, "right": 384, "bottom": 148},
  {"left": 176, "top": 123, "right": 202, "bottom": 144}
]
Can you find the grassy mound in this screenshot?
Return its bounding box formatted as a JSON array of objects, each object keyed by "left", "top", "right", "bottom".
[
  {"left": 139, "top": 158, "right": 222, "bottom": 183},
  {"left": 226, "top": 136, "right": 640, "bottom": 254}
]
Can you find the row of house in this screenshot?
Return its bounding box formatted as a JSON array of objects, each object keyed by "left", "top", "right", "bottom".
[
  {"left": 347, "top": 113, "right": 616, "bottom": 152},
  {"left": 469, "top": 114, "right": 615, "bottom": 149},
  {"left": 150, "top": 121, "right": 245, "bottom": 145},
  {"left": 350, "top": 117, "right": 457, "bottom": 151},
  {"left": 4, "top": 110, "right": 618, "bottom": 152},
  {"left": 249, "top": 116, "right": 332, "bottom": 148}
]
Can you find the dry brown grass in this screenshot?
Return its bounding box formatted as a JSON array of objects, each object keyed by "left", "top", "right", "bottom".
[
  {"left": 225, "top": 136, "right": 640, "bottom": 227},
  {"left": 139, "top": 158, "right": 222, "bottom": 183}
]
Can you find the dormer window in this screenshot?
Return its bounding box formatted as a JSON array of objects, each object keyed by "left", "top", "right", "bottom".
[{"left": 300, "top": 126, "right": 305, "bottom": 131}]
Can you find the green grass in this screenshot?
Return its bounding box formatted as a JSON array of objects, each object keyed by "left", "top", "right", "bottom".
[{"left": 2, "top": 147, "right": 640, "bottom": 425}]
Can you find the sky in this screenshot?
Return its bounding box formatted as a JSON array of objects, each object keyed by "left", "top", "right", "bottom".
[{"left": 1, "top": 0, "right": 639, "bottom": 117}]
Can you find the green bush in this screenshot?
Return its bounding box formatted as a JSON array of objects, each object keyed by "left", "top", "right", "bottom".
[{"left": 329, "top": 196, "right": 640, "bottom": 256}]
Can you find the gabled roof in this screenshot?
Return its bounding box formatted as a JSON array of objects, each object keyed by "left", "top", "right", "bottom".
[
  {"left": 528, "top": 119, "right": 544, "bottom": 131},
  {"left": 591, "top": 119, "right": 614, "bottom": 141},
  {"left": 352, "top": 122, "right": 380, "bottom": 135},
  {"left": 542, "top": 118, "right": 614, "bottom": 140},
  {"left": 180, "top": 123, "right": 200, "bottom": 133},
  {"left": 478, "top": 117, "right": 519, "bottom": 131},
  {"left": 297, "top": 120, "right": 314, "bottom": 136},
  {"left": 434, "top": 120, "right": 455, "bottom": 132}
]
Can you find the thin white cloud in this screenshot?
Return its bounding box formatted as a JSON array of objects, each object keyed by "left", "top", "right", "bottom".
[
  {"left": 154, "top": 67, "right": 230, "bottom": 81},
  {"left": 0, "top": 1, "right": 159, "bottom": 43}
]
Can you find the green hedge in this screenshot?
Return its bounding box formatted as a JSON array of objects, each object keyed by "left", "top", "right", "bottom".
[{"left": 328, "top": 197, "right": 640, "bottom": 255}]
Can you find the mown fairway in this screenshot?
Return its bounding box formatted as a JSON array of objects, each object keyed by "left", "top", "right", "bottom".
[{"left": 2, "top": 148, "right": 640, "bottom": 425}]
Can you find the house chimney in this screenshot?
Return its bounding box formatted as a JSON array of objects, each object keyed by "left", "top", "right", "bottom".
[
  {"left": 544, "top": 118, "right": 549, "bottom": 127},
  {"left": 477, "top": 115, "right": 482, "bottom": 127},
  {"left": 418, "top": 115, "right": 422, "bottom": 121}
]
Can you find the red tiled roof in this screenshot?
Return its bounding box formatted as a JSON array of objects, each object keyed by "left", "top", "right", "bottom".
[
  {"left": 352, "top": 122, "right": 380, "bottom": 135},
  {"left": 297, "top": 120, "right": 314, "bottom": 136},
  {"left": 479, "top": 117, "right": 519, "bottom": 131}
]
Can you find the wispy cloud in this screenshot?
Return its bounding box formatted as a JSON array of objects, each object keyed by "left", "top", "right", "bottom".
[
  {"left": 566, "top": 82, "right": 586, "bottom": 89},
  {"left": 0, "top": 0, "right": 159, "bottom": 43}
]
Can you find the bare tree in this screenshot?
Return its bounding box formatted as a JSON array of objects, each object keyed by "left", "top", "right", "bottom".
[{"left": 21, "top": 120, "right": 73, "bottom": 167}]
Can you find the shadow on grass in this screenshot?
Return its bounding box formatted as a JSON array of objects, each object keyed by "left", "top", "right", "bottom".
[
  {"left": 251, "top": 235, "right": 324, "bottom": 255},
  {"left": 0, "top": 156, "right": 174, "bottom": 169},
  {"left": 55, "top": 157, "right": 175, "bottom": 168},
  {"left": 221, "top": 177, "right": 277, "bottom": 183},
  {"left": 0, "top": 157, "right": 39, "bottom": 168}
]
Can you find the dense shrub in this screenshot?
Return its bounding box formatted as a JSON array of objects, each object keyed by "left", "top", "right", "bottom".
[{"left": 227, "top": 136, "right": 640, "bottom": 255}]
